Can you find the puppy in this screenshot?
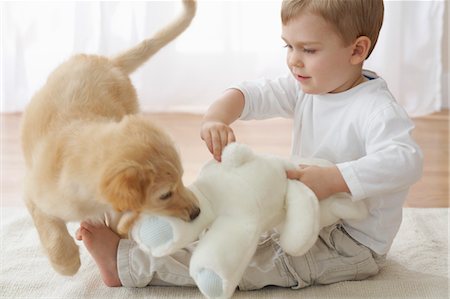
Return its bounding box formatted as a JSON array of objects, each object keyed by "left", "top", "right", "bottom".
[{"left": 20, "top": 0, "right": 199, "bottom": 276}]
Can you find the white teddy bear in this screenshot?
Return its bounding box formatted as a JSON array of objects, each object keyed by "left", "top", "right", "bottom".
[{"left": 131, "top": 143, "right": 367, "bottom": 299}]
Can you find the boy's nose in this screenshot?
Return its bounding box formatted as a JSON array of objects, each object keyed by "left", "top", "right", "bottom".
[{"left": 288, "top": 52, "right": 304, "bottom": 68}]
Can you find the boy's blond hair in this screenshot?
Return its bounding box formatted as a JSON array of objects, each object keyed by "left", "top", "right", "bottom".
[{"left": 281, "top": 0, "right": 384, "bottom": 58}]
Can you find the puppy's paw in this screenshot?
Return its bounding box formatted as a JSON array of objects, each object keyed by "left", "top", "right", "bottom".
[
  {"left": 50, "top": 242, "right": 81, "bottom": 276},
  {"left": 53, "top": 255, "right": 81, "bottom": 276}
]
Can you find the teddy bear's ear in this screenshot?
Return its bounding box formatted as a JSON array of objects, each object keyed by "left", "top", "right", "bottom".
[
  {"left": 100, "top": 162, "right": 153, "bottom": 212},
  {"left": 221, "top": 143, "right": 255, "bottom": 167}
]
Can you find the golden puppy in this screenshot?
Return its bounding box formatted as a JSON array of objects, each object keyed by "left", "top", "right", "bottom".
[{"left": 20, "top": 0, "right": 199, "bottom": 276}]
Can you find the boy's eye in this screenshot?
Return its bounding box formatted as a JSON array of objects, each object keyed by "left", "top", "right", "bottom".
[
  {"left": 303, "top": 48, "right": 316, "bottom": 54},
  {"left": 283, "top": 44, "right": 315, "bottom": 54}
]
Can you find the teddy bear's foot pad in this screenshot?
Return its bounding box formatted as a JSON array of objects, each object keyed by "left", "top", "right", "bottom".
[
  {"left": 196, "top": 268, "right": 224, "bottom": 298},
  {"left": 135, "top": 216, "right": 173, "bottom": 249}
]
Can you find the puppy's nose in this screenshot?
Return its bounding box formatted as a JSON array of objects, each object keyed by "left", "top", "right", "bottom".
[{"left": 189, "top": 207, "right": 201, "bottom": 221}]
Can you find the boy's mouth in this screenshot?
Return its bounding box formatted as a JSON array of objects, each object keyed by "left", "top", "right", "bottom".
[{"left": 295, "top": 74, "right": 311, "bottom": 82}]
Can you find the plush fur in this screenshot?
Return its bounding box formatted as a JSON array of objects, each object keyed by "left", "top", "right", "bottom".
[
  {"left": 131, "top": 143, "right": 368, "bottom": 299},
  {"left": 20, "top": 0, "right": 199, "bottom": 276}
]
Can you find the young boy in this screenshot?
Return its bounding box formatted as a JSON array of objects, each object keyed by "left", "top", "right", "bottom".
[{"left": 78, "top": 0, "right": 423, "bottom": 291}]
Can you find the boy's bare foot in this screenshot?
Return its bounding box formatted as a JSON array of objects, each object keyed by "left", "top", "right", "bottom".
[{"left": 76, "top": 221, "right": 122, "bottom": 287}]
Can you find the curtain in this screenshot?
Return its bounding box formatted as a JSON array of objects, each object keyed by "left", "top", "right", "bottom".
[{"left": 1, "top": 1, "right": 445, "bottom": 116}]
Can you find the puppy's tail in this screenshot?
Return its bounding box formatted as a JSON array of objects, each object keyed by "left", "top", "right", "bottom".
[{"left": 112, "top": 0, "right": 196, "bottom": 75}]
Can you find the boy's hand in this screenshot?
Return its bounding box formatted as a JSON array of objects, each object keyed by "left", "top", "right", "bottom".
[
  {"left": 286, "top": 165, "right": 350, "bottom": 200},
  {"left": 200, "top": 121, "right": 236, "bottom": 162}
]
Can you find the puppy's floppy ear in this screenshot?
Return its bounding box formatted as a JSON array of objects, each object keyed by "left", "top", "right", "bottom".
[{"left": 100, "top": 162, "right": 154, "bottom": 212}]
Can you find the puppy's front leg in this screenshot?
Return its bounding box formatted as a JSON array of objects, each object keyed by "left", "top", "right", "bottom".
[
  {"left": 117, "top": 211, "right": 140, "bottom": 238},
  {"left": 26, "top": 199, "right": 81, "bottom": 275}
]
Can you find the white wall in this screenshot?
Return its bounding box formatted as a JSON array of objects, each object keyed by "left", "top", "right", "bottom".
[
  {"left": 443, "top": 1, "right": 449, "bottom": 109},
  {"left": 1, "top": 1, "right": 447, "bottom": 115}
]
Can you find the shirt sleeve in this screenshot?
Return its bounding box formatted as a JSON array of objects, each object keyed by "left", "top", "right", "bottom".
[
  {"left": 337, "top": 103, "right": 423, "bottom": 201},
  {"left": 229, "top": 74, "right": 300, "bottom": 120}
]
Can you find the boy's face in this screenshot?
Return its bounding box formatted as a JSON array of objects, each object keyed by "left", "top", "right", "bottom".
[{"left": 282, "top": 13, "right": 360, "bottom": 94}]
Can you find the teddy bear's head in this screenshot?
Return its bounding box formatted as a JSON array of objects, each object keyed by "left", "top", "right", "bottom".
[{"left": 192, "top": 143, "right": 288, "bottom": 228}]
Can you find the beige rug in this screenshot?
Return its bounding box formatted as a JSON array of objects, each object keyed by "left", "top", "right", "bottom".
[{"left": 1, "top": 207, "right": 448, "bottom": 298}]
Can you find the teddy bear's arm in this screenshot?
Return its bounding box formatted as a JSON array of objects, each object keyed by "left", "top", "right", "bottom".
[
  {"left": 131, "top": 209, "right": 214, "bottom": 257},
  {"left": 279, "top": 180, "right": 320, "bottom": 256}
]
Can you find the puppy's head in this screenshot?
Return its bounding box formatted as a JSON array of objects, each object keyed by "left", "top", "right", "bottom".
[
  {"left": 142, "top": 157, "right": 200, "bottom": 222},
  {"left": 99, "top": 116, "right": 200, "bottom": 222}
]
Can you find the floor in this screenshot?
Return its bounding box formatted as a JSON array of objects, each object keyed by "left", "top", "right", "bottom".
[{"left": 1, "top": 110, "right": 448, "bottom": 208}]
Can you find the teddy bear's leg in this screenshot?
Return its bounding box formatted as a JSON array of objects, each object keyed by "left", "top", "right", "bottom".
[
  {"left": 189, "top": 217, "right": 260, "bottom": 299},
  {"left": 279, "top": 180, "right": 320, "bottom": 257},
  {"left": 319, "top": 194, "right": 368, "bottom": 228},
  {"left": 131, "top": 210, "right": 213, "bottom": 257}
]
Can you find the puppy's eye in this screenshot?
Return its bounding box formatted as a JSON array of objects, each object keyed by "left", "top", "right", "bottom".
[{"left": 159, "top": 191, "right": 172, "bottom": 200}]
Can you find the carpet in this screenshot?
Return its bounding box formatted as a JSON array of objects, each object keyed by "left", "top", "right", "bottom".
[{"left": 1, "top": 207, "right": 448, "bottom": 298}]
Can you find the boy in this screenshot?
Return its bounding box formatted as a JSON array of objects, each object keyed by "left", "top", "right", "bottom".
[{"left": 78, "top": 0, "right": 423, "bottom": 291}]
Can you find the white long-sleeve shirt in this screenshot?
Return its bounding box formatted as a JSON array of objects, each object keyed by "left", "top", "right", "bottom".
[{"left": 233, "top": 70, "right": 423, "bottom": 254}]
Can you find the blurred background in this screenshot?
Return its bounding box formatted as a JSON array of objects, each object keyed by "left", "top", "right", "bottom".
[{"left": 1, "top": 0, "right": 448, "bottom": 115}]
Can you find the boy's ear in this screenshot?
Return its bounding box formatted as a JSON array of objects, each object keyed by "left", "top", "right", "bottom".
[{"left": 350, "top": 36, "right": 371, "bottom": 64}]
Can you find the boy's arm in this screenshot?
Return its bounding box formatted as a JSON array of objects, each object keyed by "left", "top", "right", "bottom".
[
  {"left": 201, "top": 74, "right": 299, "bottom": 161},
  {"left": 201, "top": 89, "right": 245, "bottom": 161},
  {"left": 338, "top": 106, "right": 423, "bottom": 201}
]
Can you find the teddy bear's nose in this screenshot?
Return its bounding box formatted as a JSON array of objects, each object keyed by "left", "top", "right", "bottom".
[{"left": 190, "top": 207, "right": 201, "bottom": 221}]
